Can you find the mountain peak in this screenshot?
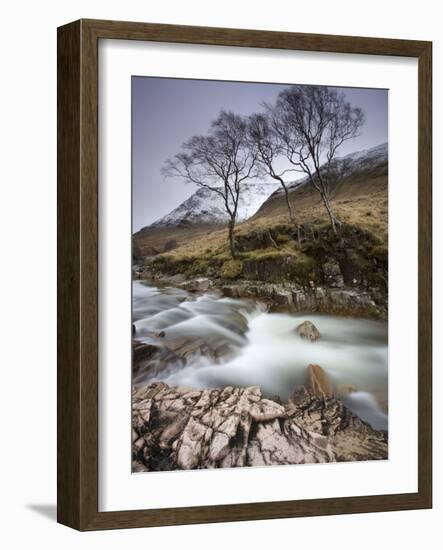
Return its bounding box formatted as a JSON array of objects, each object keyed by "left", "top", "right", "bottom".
[{"left": 146, "top": 182, "right": 281, "bottom": 229}]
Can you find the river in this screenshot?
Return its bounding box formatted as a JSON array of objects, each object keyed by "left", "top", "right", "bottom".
[{"left": 133, "top": 281, "right": 388, "bottom": 431}]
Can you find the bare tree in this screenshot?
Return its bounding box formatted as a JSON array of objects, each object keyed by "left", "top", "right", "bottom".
[
  {"left": 163, "top": 111, "right": 259, "bottom": 257},
  {"left": 247, "top": 113, "right": 297, "bottom": 224},
  {"left": 269, "top": 85, "right": 364, "bottom": 234}
]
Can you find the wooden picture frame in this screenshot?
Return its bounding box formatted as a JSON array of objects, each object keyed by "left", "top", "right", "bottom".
[{"left": 57, "top": 18, "right": 432, "bottom": 530}]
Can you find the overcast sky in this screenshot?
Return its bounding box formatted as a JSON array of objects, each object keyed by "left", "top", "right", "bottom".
[{"left": 132, "top": 77, "right": 388, "bottom": 231}]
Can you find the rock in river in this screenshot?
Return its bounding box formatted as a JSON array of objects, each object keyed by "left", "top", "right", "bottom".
[
  {"left": 295, "top": 320, "right": 321, "bottom": 342},
  {"left": 132, "top": 340, "right": 160, "bottom": 375},
  {"left": 307, "top": 364, "right": 333, "bottom": 397}
]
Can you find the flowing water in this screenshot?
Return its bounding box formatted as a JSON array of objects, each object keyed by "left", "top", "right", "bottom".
[{"left": 133, "top": 281, "right": 388, "bottom": 430}]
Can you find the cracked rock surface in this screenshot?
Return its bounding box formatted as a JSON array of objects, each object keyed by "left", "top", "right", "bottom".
[{"left": 132, "top": 382, "right": 388, "bottom": 472}]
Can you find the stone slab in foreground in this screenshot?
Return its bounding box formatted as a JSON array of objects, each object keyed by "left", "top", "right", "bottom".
[{"left": 132, "top": 382, "right": 388, "bottom": 472}]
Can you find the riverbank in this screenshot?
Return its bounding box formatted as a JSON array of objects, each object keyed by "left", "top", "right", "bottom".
[
  {"left": 134, "top": 223, "right": 388, "bottom": 320},
  {"left": 135, "top": 273, "right": 387, "bottom": 319}
]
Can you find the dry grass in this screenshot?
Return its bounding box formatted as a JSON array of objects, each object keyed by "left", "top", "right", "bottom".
[
  {"left": 134, "top": 223, "right": 224, "bottom": 257},
  {"left": 134, "top": 173, "right": 388, "bottom": 260},
  {"left": 167, "top": 194, "right": 387, "bottom": 260}
]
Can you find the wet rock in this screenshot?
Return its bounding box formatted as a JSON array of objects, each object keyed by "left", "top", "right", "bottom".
[
  {"left": 132, "top": 382, "right": 388, "bottom": 472},
  {"left": 132, "top": 327, "right": 243, "bottom": 386},
  {"left": 295, "top": 320, "right": 321, "bottom": 342},
  {"left": 163, "top": 336, "right": 219, "bottom": 362},
  {"left": 212, "top": 310, "right": 249, "bottom": 337},
  {"left": 307, "top": 364, "right": 333, "bottom": 397},
  {"left": 328, "top": 289, "right": 384, "bottom": 318},
  {"left": 272, "top": 288, "right": 294, "bottom": 309},
  {"left": 180, "top": 278, "right": 211, "bottom": 292},
  {"left": 221, "top": 284, "right": 236, "bottom": 298},
  {"left": 218, "top": 282, "right": 387, "bottom": 319},
  {"left": 291, "top": 289, "right": 317, "bottom": 311},
  {"left": 132, "top": 339, "right": 186, "bottom": 383},
  {"left": 167, "top": 273, "right": 186, "bottom": 285},
  {"left": 132, "top": 340, "right": 160, "bottom": 375},
  {"left": 289, "top": 385, "right": 388, "bottom": 461}
]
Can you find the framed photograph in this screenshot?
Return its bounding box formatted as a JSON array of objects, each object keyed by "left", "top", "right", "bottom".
[{"left": 57, "top": 19, "right": 432, "bottom": 530}]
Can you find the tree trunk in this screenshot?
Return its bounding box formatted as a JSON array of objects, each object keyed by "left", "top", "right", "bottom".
[
  {"left": 320, "top": 192, "right": 340, "bottom": 235},
  {"left": 297, "top": 224, "right": 302, "bottom": 249},
  {"left": 282, "top": 185, "right": 294, "bottom": 224},
  {"left": 228, "top": 218, "right": 236, "bottom": 258},
  {"left": 280, "top": 182, "right": 302, "bottom": 248}
]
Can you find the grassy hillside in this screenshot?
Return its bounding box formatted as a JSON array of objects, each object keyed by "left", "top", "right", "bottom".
[
  {"left": 133, "top": 223, "right": 224, "bottom": 259},
  {"left": 139, "top": 173, "right": 387, "bottom": 257},
  {"left": 134, "top": 169, "right": 388, "bottom": 256},
  {"left": 253, "top": 171, "right": 387, "bottom": 239}
]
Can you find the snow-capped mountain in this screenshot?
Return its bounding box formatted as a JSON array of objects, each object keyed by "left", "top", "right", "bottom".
[
  {"left": 277, "top": 142, "right": 388, "bottom": 194},
  {"left": 324, "top": 141, "right": 388, "bottom": 181},
  {"left": 148, "top": 182, "right": 281, "bottom": 228},
  {"left": 338, "top": 142, "right": 388, "bottom": 172}
]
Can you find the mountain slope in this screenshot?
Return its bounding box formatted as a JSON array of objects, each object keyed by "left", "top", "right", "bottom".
[{"left": 254, "top": 142, "right": 388, "bottom": 220}]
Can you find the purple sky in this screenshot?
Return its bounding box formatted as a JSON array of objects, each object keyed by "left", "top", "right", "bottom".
[{"left": 132, "top": 77, "right": 388, "bottom": 231}]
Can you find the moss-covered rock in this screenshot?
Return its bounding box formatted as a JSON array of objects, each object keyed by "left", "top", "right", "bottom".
[
  {"left": 242, "top": 253, "right": 318, "bottom": 285},
  {"left": 149, "top": 254, "right": 221, "bottom": 278},
  {"left": 235, "top": 228, "right": 280, "bottom": 252},
  {"left": 220, "top": 259, "right": 243, "bottom": 279}
]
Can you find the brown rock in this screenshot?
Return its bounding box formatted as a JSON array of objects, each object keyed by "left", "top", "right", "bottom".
[{"left": 307, "top": 364, "right": 333, "bottom": 397}]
